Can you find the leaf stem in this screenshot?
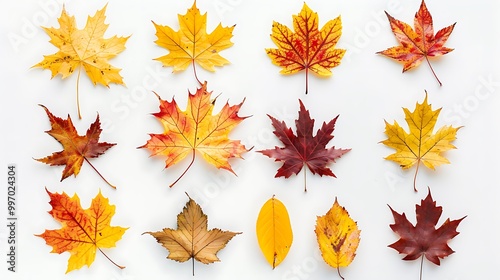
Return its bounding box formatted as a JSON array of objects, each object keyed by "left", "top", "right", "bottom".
[
  {"left": 98, "top": 248, "right": 125, "bottom": 270},
  {"left": 337, "top": 266, "right": 345, "bottom": 280},
  {"left": 76, "top": 66, "right": 82, "bottom": 119},
  {"left": 419, "top": 254, "right": 424, "bottom": 280},
  {"left": 170, "top": 150, "right": 196, "bottom": 188},
  {"left": 425, "top": 56, "right": 442, "bottom": 86},
  {"left": 413, "top": 160, "right": 420, "bottom": 192},
  {"left": 192, "top": 256, "right": 195, "bottom": 276},
  {"left": 84, "top": 157, "right": 116, "bottom": 189},
  {"left": 305, "top": 68, "right": 309, "bottom": 94},
  {"left": 193, "top": 60, "right": 202, "bottom": 85},
  {"left": 303, "top": 168, "right": 307, "bottom": 192}
]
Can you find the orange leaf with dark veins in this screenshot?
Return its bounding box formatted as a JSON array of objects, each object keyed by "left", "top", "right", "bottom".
[
  {"left": 258, "top": 99, "right": 350, "bottom": 192},
  {"left": 35, "top": 105, "right": 116, "bottom": 189},
  {"left": 377, "top": 0, "right": 456, "bottom": 86},
  {"left": 36, "top": 188, "right": 127, "bottom": 273},
  {"left": 388, "top": 188, "right": 465, "bottom": 280},
  {"left": 266, "top": 3, "right": 345, "bottom": 94}
]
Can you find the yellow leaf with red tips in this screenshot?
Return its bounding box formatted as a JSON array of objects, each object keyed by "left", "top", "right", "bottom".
[{"left": 139, "top": 81, "right": 249, "bottom": 187}]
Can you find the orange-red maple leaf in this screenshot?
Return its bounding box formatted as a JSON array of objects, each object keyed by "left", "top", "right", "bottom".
[
  {"left": 258, "top": 99, "right": 350, "bottom": 192},
  {"left": 377, "top": 0, "right": 456, "bottom": 86},
  {"left": 139, "top": 82, "right": 249, "bottom": 187},
  {"left": 266, "top": 3, "right": 345, "bottom": 94},
  {"left": 35, "top": 105, "right": 116, "bottom": 189},
  {"left": 36, "top": 188, "right": 127, "bottom": 273},
  {"left": 388, "top": 188, "right": 465, "bottom": 279}
]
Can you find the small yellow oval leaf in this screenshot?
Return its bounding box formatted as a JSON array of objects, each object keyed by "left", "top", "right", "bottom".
[
  {"left": 315, "top": 198, "right": 360, "bottom": 279},
  {"left": 256, "top": 196, "right": 293, "bottom": 269}
]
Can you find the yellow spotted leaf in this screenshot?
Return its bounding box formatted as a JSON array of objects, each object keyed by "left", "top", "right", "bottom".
[
  {"left": 36, "top": 188, "right": 127, "bottom": 273},
  {"left": 152, "top": 1, "right": 234, "bottom": 83},
  {"left": 266, "top": 3, "right": 345, "bottom": 94},
  {"left": 381, "top": 93, "right": 461, "bottom": 191},
  {"left": 139, "top": 81, "right": 249, "bottom": 187},
  {"left": 33, "top": 4, "right": 129, "bottom": 119},
  {"left": 315, "top": 198, "right": 360, "bottom": 280},
  {"left": 256, "top": 196, "right": 293, "bottom": 269}
]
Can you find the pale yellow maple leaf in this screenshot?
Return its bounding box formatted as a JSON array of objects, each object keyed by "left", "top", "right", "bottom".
[{"left": 34, "top": 4, "right": 129, "bottom": 118}]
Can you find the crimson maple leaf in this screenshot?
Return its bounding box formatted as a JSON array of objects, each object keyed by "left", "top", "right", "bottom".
[
  {"left": 388, "top": 188, "right": 465, "bottom": 280},
  {"left": 258, "top": 99, "right": 350, "bottom": 192}
]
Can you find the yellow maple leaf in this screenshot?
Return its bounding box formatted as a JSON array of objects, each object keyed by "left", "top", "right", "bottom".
[
  {"left": 315, "top": 198, "right": 360, "bottom": 280},
  {"left": 34, "top": 4, "right": 129, "bottom": 119},
  {"left": 381, "top": 93, "right": 461, "bottom": 191},
  {"left": 139, "top": 81, "right": 249, "bottom": 187},
  {"left": 256, "top": 196, "right": 293, "bottom": 269},
  {"left": 36, "top": 188, "right": 127, "bottom": 273},
  {"left": 152, "top": 1, "right": 234, "bottom": 83},
  {"left": 266, "top": 3, "right": 345, "bottom": 94},
  {"left": 144, "top": 194, "right": 240, "bottom": 275}
]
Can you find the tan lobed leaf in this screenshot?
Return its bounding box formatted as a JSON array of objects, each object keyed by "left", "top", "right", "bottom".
[{"left": 144, "top": 193, "right": 240, "bottom": 275}]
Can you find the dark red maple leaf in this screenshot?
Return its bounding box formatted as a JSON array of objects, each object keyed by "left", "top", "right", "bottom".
[
  {"left": 258, "top": 99, "right": 350, "bottom": 192},
  {"left": 388, "top": 188, "right": 465, "bottom": 279}
]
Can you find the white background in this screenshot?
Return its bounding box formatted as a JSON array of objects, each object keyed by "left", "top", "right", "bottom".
[{"left": 1, "top": 0, "right": 500, "bottom": 279}]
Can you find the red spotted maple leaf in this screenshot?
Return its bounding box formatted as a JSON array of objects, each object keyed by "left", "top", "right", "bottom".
[
  {"left": 377, "top": 0, "right": 456, "bottom": 86},
  {"left": 388, "top": 188, "right": 465, "bottom": 280},
  {"left": 258, "top": 99, "right": 350, "bottom": 192}
]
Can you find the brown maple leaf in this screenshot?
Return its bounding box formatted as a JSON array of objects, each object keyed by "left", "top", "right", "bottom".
[
  {"left": 35, "top": 105, "right": 116, "bottom": 189},
  {"left": 144, "top": 193, "right": 240, "bottom": 275},
  {"left": 266, "top": 3, "right": 345, "bottom": 94},
  {"left": 377, "top": 0, "right": 456, "bottom": 86},
  {"left": 388, "top": 188, "right": 465, "bottom": 280},
  {"left": 258, "top": 99, "right": 350, "bottom": 192},
  {"left": 36, "top": 188, "right": 127, "bottom": 273}
]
